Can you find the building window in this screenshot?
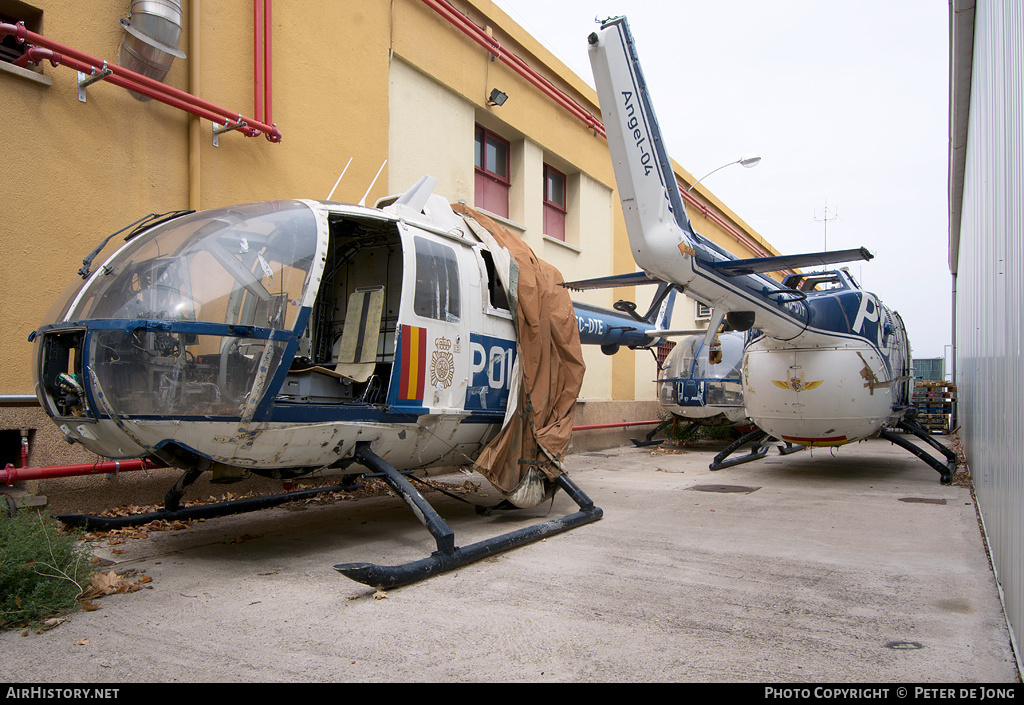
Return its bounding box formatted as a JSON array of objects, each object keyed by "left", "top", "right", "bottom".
[
  {"left": 474, "top": 125, "right": 510, "bottom": 218},
  {"left": 543, "top": 164, "right": 567, "bottom": 241},
  {"left": 0, "top": 2, "right": 43, "bottom": 66}
]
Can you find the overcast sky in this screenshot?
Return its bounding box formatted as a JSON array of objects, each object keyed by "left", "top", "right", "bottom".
[{"left": 494, "top": 0, "right": 952, "bottom": 360}]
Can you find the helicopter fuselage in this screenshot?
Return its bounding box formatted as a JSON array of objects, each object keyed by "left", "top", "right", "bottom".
[{"left": 33, "top": 197, "right": 520, "bottom": 478}]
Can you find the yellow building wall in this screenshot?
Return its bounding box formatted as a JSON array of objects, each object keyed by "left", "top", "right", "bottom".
[{"left": 0, "top": 0, "right": 396, "bottom": 393}]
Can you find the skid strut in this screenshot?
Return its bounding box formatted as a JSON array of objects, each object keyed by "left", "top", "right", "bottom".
[
  {"left": 709, "top": 428, "right": 804, "bottom": 471},
  {"left": 879, "top": 416, "right": 957, "bottom": 484},
  {"left": 334, "top": 443, "right": 603, "bottom": 589},
  {"left": 630, "top": 418, "right": 701, "bottom": 447}
]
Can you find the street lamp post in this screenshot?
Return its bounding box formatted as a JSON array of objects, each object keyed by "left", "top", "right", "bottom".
[{"left": 686, "top": 153, "right": 761, "bottom": 192}]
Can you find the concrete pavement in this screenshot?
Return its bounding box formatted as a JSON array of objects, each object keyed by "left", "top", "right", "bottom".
[{"left": 3, "top": 436, "right": 1020, "bottom": 683}]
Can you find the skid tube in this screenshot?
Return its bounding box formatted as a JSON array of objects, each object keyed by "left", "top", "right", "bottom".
[
  {"left": 334, "top": 443, "right": 603, "bottom": 589},
  {"left": 56, "top": 478, "right": 367, "bottom": 531},
  {"left": 709, "top": 428, "right": 805, "bottom": 471}
]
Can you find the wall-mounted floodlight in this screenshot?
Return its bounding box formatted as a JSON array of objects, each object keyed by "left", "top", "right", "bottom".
[
  {"left": 487, "top": 88, "right": 508, "bottom": 107},
  {"left": 687, "top": 153, "right": 762, "bottom": 192}
]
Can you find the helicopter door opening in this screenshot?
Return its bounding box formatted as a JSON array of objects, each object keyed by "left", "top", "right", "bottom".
[{"left": 279, "top": 215, "right": 401, "bottom": 405}]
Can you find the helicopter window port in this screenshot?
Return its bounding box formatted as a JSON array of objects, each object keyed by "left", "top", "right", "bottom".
[
  {"left": 88, "top": 330, "right": 285, "bottom": 418},
  {"left": 480, "top": 249, "right": 510, "bottom": 312},
  {"left": 414, "top": 236, "right": 461, "bottom": 322},
  {"left": 782, "top": 272, "right": 848, "bottom": 293},
  {"left": 38, "top": 329, "right": 88, "bottom": 419}
]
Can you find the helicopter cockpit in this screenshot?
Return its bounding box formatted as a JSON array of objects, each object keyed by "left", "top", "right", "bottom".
[
  {"left": 35, "top": 201, "right": 323, "bottom": 425},
  {"left": 657, "top": 331, "right": 745, "bottom": 423}
]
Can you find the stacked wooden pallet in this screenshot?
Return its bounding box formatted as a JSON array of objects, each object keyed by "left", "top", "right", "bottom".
[{"left": 913, "top": 381, "right": 956, "bottom": 434}]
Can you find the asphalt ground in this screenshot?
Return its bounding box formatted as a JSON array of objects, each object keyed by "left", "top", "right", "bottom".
[{"left": 3, "top": 436, "right": 1021, "bottom": 685}]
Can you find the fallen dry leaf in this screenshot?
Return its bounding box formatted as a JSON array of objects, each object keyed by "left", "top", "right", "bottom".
[
  {"left": 373, "top": 590, "right": 388, "bottom": 600},
  {"left": 76, "top": 638, "right": 89, "bottom": 646},
  {"left": 80, "top": 569, "right": 153, "bottom": 600},
  {"left": 226, "top": 534, "right": 259, "bottom": 544}
]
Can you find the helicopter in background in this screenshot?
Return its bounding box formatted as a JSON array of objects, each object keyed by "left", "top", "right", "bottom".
[{"left": 569, "top": 15, "right": 956, "bottom": 482}]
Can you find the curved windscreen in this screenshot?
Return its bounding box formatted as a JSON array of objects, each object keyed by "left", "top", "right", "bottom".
[
  {"left": 69, "top": 201, "right": 319, "bottom": 331},
  {"left": 659, "top": 332, "right": 744, "bottom": 409},
  {"left": 42, "top": 202, "right": 322, "bottom": 419}
]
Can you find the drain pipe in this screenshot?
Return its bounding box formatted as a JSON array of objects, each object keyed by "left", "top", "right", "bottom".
[
  {"left": 254, "top": 0, "right": 273, "bottom": 128},
  {"left": 253, "top": 0, "right": 263, "bottom": 124},
  {"left": 189, "top": 0, "right": 201, "bottom": 209},
  {"left": 263, "top": 0, "right": 273, "bottom": 127}
]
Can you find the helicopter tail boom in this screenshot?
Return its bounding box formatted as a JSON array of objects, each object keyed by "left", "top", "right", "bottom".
[{"left": 587, "top": 17, "right": 840, "bottom": 341}]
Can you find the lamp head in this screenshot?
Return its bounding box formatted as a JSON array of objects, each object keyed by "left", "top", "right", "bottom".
[{"left": 487, "top": 88, "right": 508, "bottom": 107}]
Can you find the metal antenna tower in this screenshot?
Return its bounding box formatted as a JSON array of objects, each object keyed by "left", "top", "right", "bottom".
[{"left": 814, "top": 199, "right": 838, "bottom": 250}]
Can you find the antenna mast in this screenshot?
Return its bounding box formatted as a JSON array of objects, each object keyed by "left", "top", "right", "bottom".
[{"left": 814, "top": 199, "right": 838, "bottom": 250}]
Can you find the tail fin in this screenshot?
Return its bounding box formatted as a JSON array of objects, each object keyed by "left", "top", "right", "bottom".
[
  {"left": 588, "top": 18, "right": 696, "bottom": 284},
  {"left": 589, "top": 17, "right": 807, "bottom": 340}
]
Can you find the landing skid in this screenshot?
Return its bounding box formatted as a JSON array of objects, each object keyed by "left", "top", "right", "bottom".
[
  {"left": 60, "top": 444, "right": 603, "bottom": 588},
  {"left": 709, "top": 428, "right": 805, "bottom": 471},
  {"left": 879, "top": 417, "right": 957, "bottom": 485},
  {"left": 333, "top": 443, "right": 603, "bottom": 589},
  {"left": 56, "top": 477, "right": 367, "bottom": 531}
]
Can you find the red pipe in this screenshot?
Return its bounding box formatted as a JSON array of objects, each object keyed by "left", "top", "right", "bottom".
[
  {"left": 421, "top": 0, "right": 605, "bottom": 137},
  {"left": 17, "top": 46, "right": 260, "bottom": 133},
  {"left": 254, "top": 0, "right": 264, "bottom": 124},
  {"left": 573, "top": 420, "right": 661, "bottom": 431},
  {"left": 0, "top": 21, "right": 281, "bottom": 143},
  {"left": 680, "top": 188, "right": 773, "bottom": 259},
  {"left": 263, "top": 0, "right": 273, "bottom": 127},
  {"left": 2, "top": 458, "right": 164, "bottom": 486}
]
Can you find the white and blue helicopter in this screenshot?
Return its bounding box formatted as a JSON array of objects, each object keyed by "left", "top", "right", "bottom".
[
  {"left": 569, "top": 269, "right": 754, "bottom": 447},
  {"left": 567, "top": 15, "right": 956, "bottom": 481},
  {"left": 30, "top": 175, "right": 680, "bottom": 588}
]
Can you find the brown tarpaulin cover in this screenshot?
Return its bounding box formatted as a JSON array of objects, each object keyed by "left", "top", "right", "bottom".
[{"left": 452, "top": 204, "right": 586, "bottom": 495}]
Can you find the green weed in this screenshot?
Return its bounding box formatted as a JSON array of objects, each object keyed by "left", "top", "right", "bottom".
[{"left": 0, "top": 508, "right": 96, "bottom": 630}]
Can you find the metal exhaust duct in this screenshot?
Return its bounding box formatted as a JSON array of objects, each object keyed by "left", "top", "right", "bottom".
[{"left": 117, "top": 0, "right": 186, "bottom": 101}]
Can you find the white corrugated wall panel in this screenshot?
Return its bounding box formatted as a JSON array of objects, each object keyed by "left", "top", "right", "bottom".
[{"left": 957, "top": 0, "right": 1024, "bottom": 663}]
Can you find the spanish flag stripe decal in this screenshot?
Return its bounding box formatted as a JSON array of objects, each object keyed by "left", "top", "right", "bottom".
[{"left": 399, "top": 325, "right": 426, "bottom": 402}]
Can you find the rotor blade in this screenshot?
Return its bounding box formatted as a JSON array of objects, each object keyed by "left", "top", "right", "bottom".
[
  {"left": 710, "top": 247, "right": 873, "bottom": 276},
  {"left": 561, "top": 271, "right": 664, "bottom": 291}
]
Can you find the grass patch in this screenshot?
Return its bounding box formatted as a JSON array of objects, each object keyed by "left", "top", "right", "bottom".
[{"left": 0, "top": 508, "right": 97, "bottom": 630}]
